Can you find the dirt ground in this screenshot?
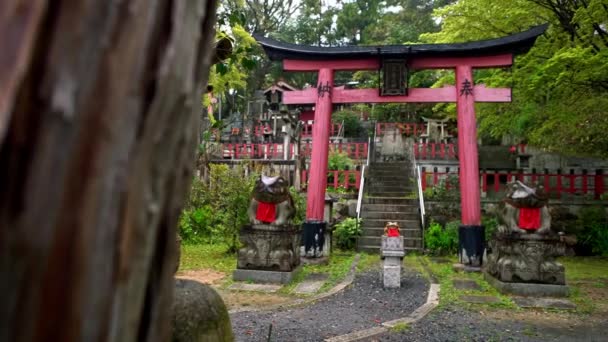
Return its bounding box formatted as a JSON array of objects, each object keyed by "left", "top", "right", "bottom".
[{"left": 176, "top": 269, "right": 294, "bottom": 310}]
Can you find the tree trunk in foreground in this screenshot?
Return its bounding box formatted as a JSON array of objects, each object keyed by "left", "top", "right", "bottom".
[{"left": 0, "top": 1, "right": 217, "bottom": 341}]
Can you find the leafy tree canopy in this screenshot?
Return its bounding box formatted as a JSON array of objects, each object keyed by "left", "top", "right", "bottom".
[{"left": 422, "top": 0, "right": 608, "bottom": 158}]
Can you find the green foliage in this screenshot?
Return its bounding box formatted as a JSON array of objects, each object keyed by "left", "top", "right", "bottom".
[
  {"left": 576, "top": 206, "right": 608, "bottom": 256},
  {"left": 179, "top": 165, "right": 257, "bottom": 252},
  {"left": 482, "top": 216, "right": 499, "bottom": 241},
  {"left": 334, "top": 218, "right": 362, "bottom": 250},
  {"left": 327, "top": 151, "right": 357, "bottom": 189},
  {"left": 289, "top": 186, "right": 306, "bottom": 226},
  {"left": 328, "top": 151, "right": 355, "bottom": 170},
  {"left": 423, "top": 0, "right": 608, "bottom": 158},
  {"left": 425, "top": 220, "right": 458, "bottom": 255},
  {"left": 424, "top": 175, "right": 460, "bottom": 201},
  {"left": 332, "top": 110, "right": 364, "bottom": 138}
]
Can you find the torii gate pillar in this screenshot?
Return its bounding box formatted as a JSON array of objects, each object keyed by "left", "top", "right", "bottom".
[
  {"left": 306, "top": 68, "right": 333, "bottom": 221},
  {"left": 302, "top": 68, "right": 333, "bottom": 256},
  {"left": 455, "top": 65, "right": 484, "bottom": 267}
]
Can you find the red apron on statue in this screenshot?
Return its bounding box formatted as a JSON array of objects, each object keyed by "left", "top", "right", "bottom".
[
  {"left": 256, "top": 201, "right": 276, "bottom": 223},
  {"left": 519, "top": 207, "right": 541, "bottom": 230}
]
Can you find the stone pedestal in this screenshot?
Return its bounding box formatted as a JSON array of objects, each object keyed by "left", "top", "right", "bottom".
[
  {"left": 381, "top": 236, "right": 405, "bottom": 288},
  {"left": 235, "top": 224, "right": 300, "bottom": 277},
  {"left": 484, "top": 232, "right": 568, "bottom": 296}
]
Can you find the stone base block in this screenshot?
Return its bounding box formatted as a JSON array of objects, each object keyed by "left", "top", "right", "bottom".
[
  {"left": 233, "top": 266, "right": 302, "bottom": 284},
  {"left": 383, "top": 256, "right": 402, "bottom": 267},
  {"left": 484, "top": 271, "right": 569, "bottom": 297},
  {"left": 383, "top": 265, "right": 401, "bottom": 288}
]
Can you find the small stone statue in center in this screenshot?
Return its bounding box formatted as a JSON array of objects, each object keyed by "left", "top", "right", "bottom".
[{"left": 381, "top": 222, "right": 404, "bottom": 288}]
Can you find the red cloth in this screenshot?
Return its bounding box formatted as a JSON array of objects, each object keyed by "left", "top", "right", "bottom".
[
  {"left": 519, "top": 207, "right": 541, "bottom": 230},
  {"left": 386, "top": 228, "right": 400, "bottom": 237},
  {"left": 256, "top": 201, "right": 276, "bottom": 223}
]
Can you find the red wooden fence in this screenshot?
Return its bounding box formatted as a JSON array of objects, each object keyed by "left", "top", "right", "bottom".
[
  {"left": 300, "top": 142, "right": 368, "bottom": 160},
  {"left": 301, "top": 170, "right": 361, "bottom": 190},
  {"left": 414, "top": 143, "right": 457, "bottom": 160},
  {"left": 422, "top": 170, "right": 607, "bottom": 199},
  {"left": 375, "top": 122, "right": 427, "bottom": 136},
  {"left": 301, "top": 122, "right": 342, "bottom": 137},
  {"left": 220, "top": 142, "right": 369, "bottom": 160},
  {"left": 221, "top": 143, "right": 295, "bottom": 159}
]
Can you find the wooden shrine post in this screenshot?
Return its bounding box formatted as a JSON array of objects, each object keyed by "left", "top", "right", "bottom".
[{"left": 255, "top": 25, "right": 547, "bottom": 264}]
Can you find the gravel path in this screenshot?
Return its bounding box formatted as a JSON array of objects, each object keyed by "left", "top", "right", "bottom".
[
  {"left": 230, "top": 269, "right": 429, "bottom": 342},
  {"left": 373, "top": 305, "right": 608, "bottom": 342}
]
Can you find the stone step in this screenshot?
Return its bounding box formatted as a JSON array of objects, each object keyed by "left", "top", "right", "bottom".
[
  {"left": 369, "top": 162, "right": 410, "bottom": 168},
  {"left": 368, "top": 191, "right": 409, "bottom": 197},
  {"left": 361, "top": 228, "right": 422, "bottom": 238},
  {"left": 361, "top": 204, "right": 419, "bottom": 213},
  {"left": 368, "top": 180, "right": 412, "bottom": 187},
  {"left": 367, "top": 171, "right": 410, "bottom": 176},
  {"left": 358, "top": 236, "right": 422, "bottom": 248},
  {"left": 362, "top": 197, "right": 418, "bottom": 205},
  {"left": 360, "top": 219, "right": 419, "bottom": 228},
  {"left": 360, "top": 211, "right": 419, "bottom": 220},
  {"left": 367, "top": 185, "right": 413, "bottom": 192}
]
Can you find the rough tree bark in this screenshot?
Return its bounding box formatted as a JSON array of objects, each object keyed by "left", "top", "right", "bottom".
[{"left": 0, "top": 1, "right": 218, "bottom": 341}]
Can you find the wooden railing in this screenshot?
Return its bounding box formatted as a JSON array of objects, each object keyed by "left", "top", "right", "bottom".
[
  {"left": 220, "top": 143, "right": 295, "bottom": 159},
  {"left": 301, "top": 122, "right": 343, "bottom": 138},
  {"left": 301, "top": 170, "right": 362, "bottom": 190},
  {"left": 375, "top": 122, "right": 427, "bottom": 136},
  {"left": 219, "top": 142, "right": 368, "bottom": 160},
  {"left": 300, "top": 142, "right": 368, "bottom": 160},
  {"left": 421, "top": 170, "right": 607, "bottom": 199},
  {"left": 414, "top": 143, "right": 457, "bottom": 160}
]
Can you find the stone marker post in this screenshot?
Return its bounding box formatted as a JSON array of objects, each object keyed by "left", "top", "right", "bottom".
[{"left": 381, "top": 236, "right": 405, "bottom": 288}]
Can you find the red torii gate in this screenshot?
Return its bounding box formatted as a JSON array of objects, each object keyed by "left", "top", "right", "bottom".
[{"left": 255, "top": 24, "right": 547, "bottom": 266}]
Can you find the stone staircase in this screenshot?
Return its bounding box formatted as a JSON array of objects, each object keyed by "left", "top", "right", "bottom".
[{"left": 357, "top": 162, "right": 423, "bottom": 253}]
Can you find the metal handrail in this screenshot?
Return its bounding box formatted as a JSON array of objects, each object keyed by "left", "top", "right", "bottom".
[
  {"left": 355, "top": 136, "right": 372, "bottom": 224},
  {"left": 416, "top": 164, "right": 426, "bottom": 247}
]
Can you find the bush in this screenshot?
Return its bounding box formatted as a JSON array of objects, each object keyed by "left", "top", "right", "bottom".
[
  {"left": 576, "top": 206, "right": 608, "bottom": 256},
  {"left": 333, "top": 218, "right": 362, "bottom": 250},
  {"left": 424, "top": 175, "right": 460, "bottom": 201},
  {"left": 179, "top": 164, "right": 258, "bottom": 251},
  {"left": 482, "top": 216, "right": 499, "bottom": 241},
  {"left": 332, "top": 110, "right": 363, "bottom": 137},
  {"left": 424, "top": 220, "right": 458, "bottom": 255},
  {"left": 327, "top": 151, "right": 357, "bottom": 188},
  {"left": 289, "top": 186, "right": 306, "bottom": 226}
]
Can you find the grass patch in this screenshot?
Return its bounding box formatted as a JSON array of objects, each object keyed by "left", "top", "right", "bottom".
[
  {"left": 390, "top": 322, "right": 410, "bottom": 332},
  {"left": 417, "top": 255, "right": 516, "bottom": 310},
  {"left": 179, "top": 243, "right": 236, "bottom": 274},
  {"left": 559, "top": 256, "right": 608, "bottom": 314},
  {"left": 560, "top": 257, "right": 608, "bottom": 281},
  {"left": 281, "top": 251, "right": 357, "bottom": 295},
  {"left": 357, "top": 252, "right": 380, "bottom": 272}
]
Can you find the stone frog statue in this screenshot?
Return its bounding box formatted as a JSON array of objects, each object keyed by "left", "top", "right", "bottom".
[
  {"left": 498, "top": 180, "right": 551, "bottom": 235},
  {"left": 248, "top": 175, "right": 295, "bottom": 226}
]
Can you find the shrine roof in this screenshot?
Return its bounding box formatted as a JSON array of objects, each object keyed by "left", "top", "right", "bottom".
[{"left": 254, "top": 24, "right": 548, "bottom": 61}]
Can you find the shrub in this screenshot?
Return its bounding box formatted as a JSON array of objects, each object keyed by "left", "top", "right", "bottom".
[
  {"left": 178, "top": 164, "right": 257, "bottom": 251},
  {"left": 333, "top": 218, "right": 362, "bottom": 250},
  {"left": 425, "top": 220, "right": 458, "bottom": 255},
  {"left": 424, "top": 175, "right": 460, "bottom": 201},
  {"left": 332, "top": 110, "right": 363, "bottom": 137},
  {"left": 289, "top": 186, "right": 306, "bottom": 226},
  {"left": 327, "top": 151, "right": 357, "bottom": 188},
  {"left": 576, "top": 206, "right": 608, "bottom": 256},
  {"left": 482, "top": 216, "right": 499, "bottom": 241}
]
